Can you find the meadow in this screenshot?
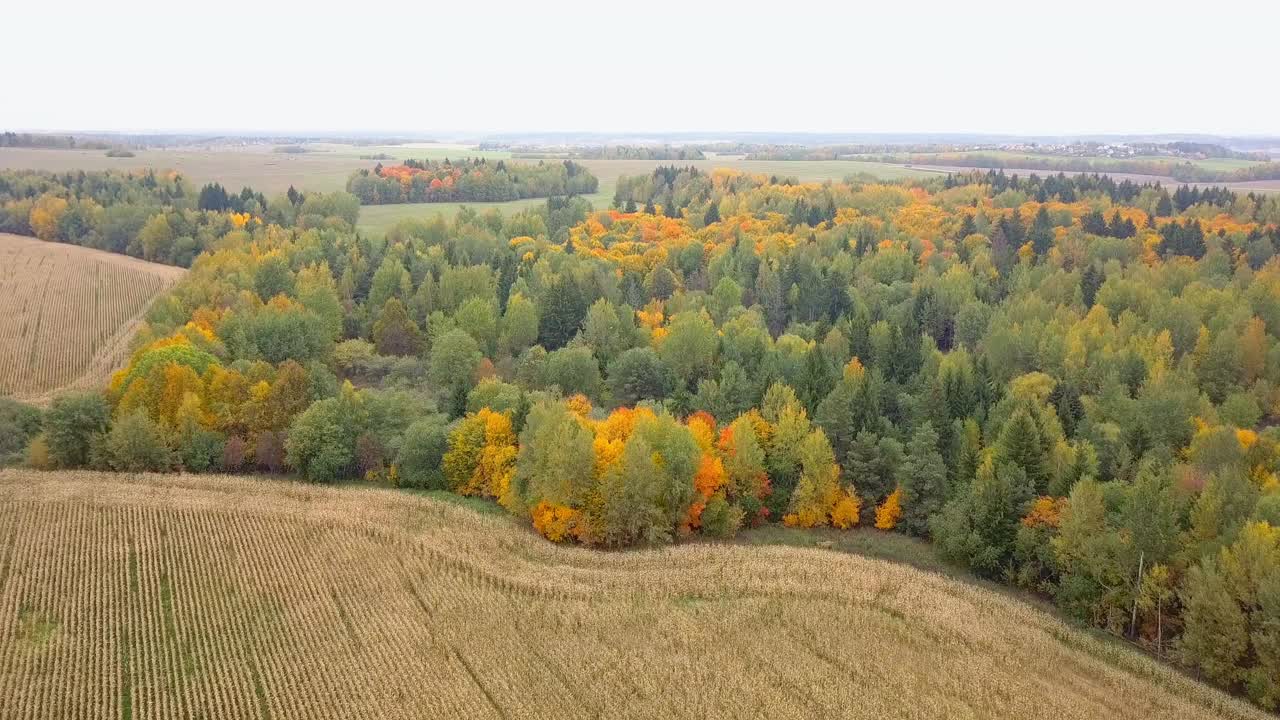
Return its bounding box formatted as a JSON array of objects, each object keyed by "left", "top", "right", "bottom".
[
  {"left": 353, "top": 158, "right": 935, "bottom": 234},
  {"left": 0, "top": 469, "right": 1266, "bottom": 720},
  {"left": 0, "top": 234, "right": 184, "bottom": 404},
  {"left": 0, "top": 143, "right": 937, "bottom": 233}
]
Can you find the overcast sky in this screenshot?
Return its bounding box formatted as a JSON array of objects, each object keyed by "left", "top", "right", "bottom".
[{"left": 9, "top": 0, "right": 1277, "bottom": 136}]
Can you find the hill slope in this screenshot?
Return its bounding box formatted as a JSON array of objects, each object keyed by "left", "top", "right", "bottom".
[
  {"left": 0, "top": 234, "right": 185, "bottom": 403},
  {"left": 0, "top": 470, "right": 1265, "bottom": 720}
]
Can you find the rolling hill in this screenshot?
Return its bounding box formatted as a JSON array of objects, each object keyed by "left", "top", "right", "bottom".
[{"left": 0, "top": 470, "right": 1264, "bottom": 720}]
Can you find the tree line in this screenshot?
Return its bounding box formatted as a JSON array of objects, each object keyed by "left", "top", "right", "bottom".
[
  {"left": 346, "top": 158, "right": 598, "bottom": 205},
  {"left": 0, "top": 169, "right": 357, "bottom": 267}
]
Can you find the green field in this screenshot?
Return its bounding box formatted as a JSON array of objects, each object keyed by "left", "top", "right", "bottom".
[
  {"left": 356, "top": 194, "right": 610, "bottom": 235},
  {"left": 353, "top": 158, "right": 935, "bottom": 234}
]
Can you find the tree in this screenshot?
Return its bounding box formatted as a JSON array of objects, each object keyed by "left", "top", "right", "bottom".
[
  {"left": 659, "top": 311, "right": 718, "bottom": 390},
  {"left": 1028, "top": 206, "right": 1054, "bottom": 256},
  {"left": 995, "top": 408, "right": 1048, "bottom": 493},
  {"left": 875, "top": 488, "right": 902, "bottom": 530},
  {"left": 372, "top": 298, "right": 423, "bottom": 357},
  {"left": 499, "top": 293, "right": 540, "bottom": 357},
  {"left": 784, "top": 429, "right": 856, "bottom": 529},
  {"left": 581, "top": 299, "right": 638, "bottom": 370},
  {"left": 0, "top": 399, "right": 42, "bottom": 467},
  {"left": 429, "top": 329, "right": 482, "bottom": 413},
  {"left": 544, "top": 346, "right": 602, "bottom": 398},
  {"left": 103, "top": 411, "right": 172, "bottom": 472},
  {"left": 286, "top": 387, "right": 364, "bottom": 483},
  {"left": 703, "top": 201, "right": 721, "bottom": 226},
  {"left": 254, "top": 255, "right": 295, "bottom": 300},
  {"left": 44, "top": 393, "right": 110, "bottom": 468},
  {"left": 511, "top": 400, "right": 595, "bottom": 517},
  {"left": 596, "top": 433, "right": 666, "bottom": 546},
  {"left": 608, "top": 347, "right": 675, "bottom": 405},
  {"left": 538, "top": 275, "right": 587, "bottom": 349},
  {"left": 1179, "top": 558, "right": 1249, "bottom": 687},
  {"left": 896, "top": 423, "right": 947, "bottom": 536},
  {"left": 933, "top": 461, "right": 1033, "bottom": 578},
  {"left": 396, "top": 416, "right": 451, "bottom": 489},
  {"left": 442, "top": 408, "right": 517, "bottom": 501},
  {"left": 1053, "top": 478, "right": 1128, "bottom": 627},
  {"left": 1080, "top": 264, "right": 1102, "bottom": 309}
]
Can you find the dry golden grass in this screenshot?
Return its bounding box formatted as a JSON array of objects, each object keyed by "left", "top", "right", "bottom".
[
  {"left": 0, "top": 469, "right": 1266, "bottom": 720},
  {"left": 0, "top": 234, "right": 184, "bottom": 404}
]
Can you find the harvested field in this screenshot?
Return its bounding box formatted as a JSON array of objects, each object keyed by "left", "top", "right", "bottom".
[
  {"left": 0, "top": 469, "right": 1265, "bottom": 720},
  {"left": 0, "top": 234, "right": 184, "bottom": 403}
]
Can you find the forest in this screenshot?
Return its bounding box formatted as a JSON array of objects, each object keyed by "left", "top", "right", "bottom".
[
  {"left": 345, "top": 157, "right": 599, "bottom": 204},
  {"left": 0, "top": 169, "right": 351, "bottom": 266},
  {"left": 5, "top": 164, "right": 1280, "bottom": 708}
]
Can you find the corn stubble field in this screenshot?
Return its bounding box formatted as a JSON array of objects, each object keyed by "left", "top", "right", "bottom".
[
  {"left": 0, "top": 233, "right": 184, "bottom": 403},
  {"left": 0, "top": 470, "right": 1265, "bottom": 720}
]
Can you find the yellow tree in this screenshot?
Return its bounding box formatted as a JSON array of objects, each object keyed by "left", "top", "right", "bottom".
[
  {"left": 876, "top": 488, "right": 903, "bottom": 530},
  {"left": 443, "top": 408, "right": 517, "bottom": 500},
  {"left": 28, "top": 194, "right": 68, "bottom": 241}
]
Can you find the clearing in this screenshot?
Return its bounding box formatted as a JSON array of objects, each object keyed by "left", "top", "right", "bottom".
[
  {"left": 0, "top": 469, "right": 1264, "bottom": 720},
  {"left": 0, "top": 233, "right": 184, "bottom": 404}
]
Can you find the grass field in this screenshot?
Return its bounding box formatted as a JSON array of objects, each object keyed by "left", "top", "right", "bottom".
[
  {"left": 0, "top": 469, "right": 1265, "bottom": 720},
  {"left": 0, "top": 234, "right": 184, "bottom": 404},
  {"left": 353, "top": 158, "right": 934, "bottom": 234}
]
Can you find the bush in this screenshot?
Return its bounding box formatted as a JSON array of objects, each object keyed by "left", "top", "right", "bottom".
[
  {"left": 700, "top": 493, "right": 744, "bottom": 538},
  {"left": 0, "top": 398, "right": 42, "bottom": 466},
  {"left": 25, "top": 433, "right": 53, "bottom": 470},
  {"left": 179, "top": 429, "right": 224, "bottom": 473}
]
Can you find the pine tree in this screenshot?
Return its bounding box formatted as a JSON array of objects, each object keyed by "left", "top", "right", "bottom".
[
  {"left": 1080, "top": 264, "right": 1102, "bottom": 309},
  {"left": 703, "top": 201, "right": 720, "bottom": 226},
  {"left": 1028, "top": 206, "right": 1054, "bottom": 256},
  {"left": 995, "top": 408, "right": 1048, "bottom": 493},
  {"left": 845, "top": 430, "right": 889, "bottom": 523},
  {"left": 896, "top": 423, "right": 947, "bottom": 536},
  {"left": 1179, "top": 559, "right": 1249, "bottom": 686}
]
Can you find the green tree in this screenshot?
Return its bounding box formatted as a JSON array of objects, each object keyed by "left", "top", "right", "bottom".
[
  {"left": 396, "top": 415, "right": 450, "bottom": 489},
  {"left": 1028, "top": 205, "right": 1054, "bottom": 256},
  {"left": 103, "top": 410, "right": 172, "bottom": 472},
  {"left": 995, "top": 408, "right": 1048, "bottom": 493},
  {"left": 1179, "top": 558, "right": 1249, "bottom": 687},
  {"left": 608, "top": 347, "right": 675, "bottom": 405},
  {"left": 658, "top": 311, "right": 718, "bottom": 390},
  {"left": 499, "top": 292, "right": 540, "bottom": 357},
  {"left": 429, "top": 328, "right": 482, "bottom": 414},
  {"left": 581, "top": 298, "right": 638, "bottom": 369},
  {"left": 286, "top": 384, "right": 365, "bottom": 482},
  {"left": 896, "top": 423, "right": 948, "bottom": 536},
  {"left": 44, "top": 393, "right": 110, "bottom": 468},
  {"left": 510, "top": 400, "right": 596, "bottom": 514},
  {"left": 372, "top": 298, "right": 423, "bottom": 357},
  {"left": 544, "top": 346, "right": 602, "bottom": 398}
]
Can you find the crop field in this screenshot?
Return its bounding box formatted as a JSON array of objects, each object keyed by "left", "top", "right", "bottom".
[
  {"left": 0, "top": 470, "right": 1265, "bottom": 720},
  {"left": 858, "top": 149, "right": 1270, "bottom": 173},
  {"left": 0, "top": 234, "right": 184, "bottom": 403}
]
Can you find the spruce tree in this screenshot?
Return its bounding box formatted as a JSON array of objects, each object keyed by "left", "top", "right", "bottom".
[{"left": 896, "top": 423, "right": 948, "bottom": 536}]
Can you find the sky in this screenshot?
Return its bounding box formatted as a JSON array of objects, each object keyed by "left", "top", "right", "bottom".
[{"left": 8, "top": 0, "right": 1278, "bottom": 137}]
